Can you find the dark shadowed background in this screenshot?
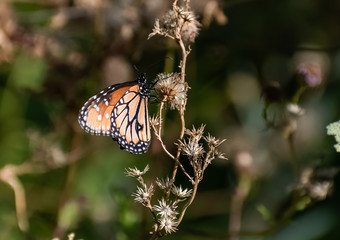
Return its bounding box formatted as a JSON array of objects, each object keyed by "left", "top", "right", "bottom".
[{"left": 0, "top": 0, "right": 339, "bottom": 239}]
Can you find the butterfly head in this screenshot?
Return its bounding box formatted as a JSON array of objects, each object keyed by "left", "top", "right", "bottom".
[{"left": 137, "top": 73, "right": 150, "bottom": 98}]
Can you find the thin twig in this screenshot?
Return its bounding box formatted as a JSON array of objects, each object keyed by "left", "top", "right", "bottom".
[
  {"left": 147, "top": 201, "right": 162, "bottom": 239},
  {"left": 156, "top": 102, "right": 176, "bottom": 160},
  {"left": 178, "top": 36, "right": 188, "bottom": 84},
  {"left": 172, "top": 0, "right": 178, "bottom": 8},
  {"left": 171, "top": 111, "right": 186, "bottom": 183},
  {"left": 176, "top": 159, "right": 194, "bottom": 184},
  {"left": 228, "top": 178, "right": 251, "bottom": 240},
  {"left": 158, "top": 102, "right": 165, "bottom": 138},
  {"left": 0, "top": 162, "right": 46, "bottom": 231},
  {"left": 0, "top": 166, "right": 29, "bottom": 231},
  {"left": 176, "top": 178, "right": 199, "bottom": 224}
]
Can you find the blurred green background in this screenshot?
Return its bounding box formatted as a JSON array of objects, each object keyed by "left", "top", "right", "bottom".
[{"left": 0, "top": 0, "right": 339, "bottom": 239}]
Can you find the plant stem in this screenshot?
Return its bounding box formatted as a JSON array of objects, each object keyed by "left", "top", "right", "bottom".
[
  {"left": 176, "top": 178, "right": 199, "bottom": 225},
  {"left": 228, "top": 177, "right": 251, "bottom": 240},
  {"left": 171, "top": 111, "right": 186, "bottom": 182},
  {"left": 178, "top": 37, "right": 188, "bottom": 84},
  {"left": 157, "top": 102, "right": 176, "bottom": 160}
]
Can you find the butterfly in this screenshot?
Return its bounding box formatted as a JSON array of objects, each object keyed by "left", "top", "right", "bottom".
[{"left": 78, "top": 74, "right": 151, "bottom": 154}]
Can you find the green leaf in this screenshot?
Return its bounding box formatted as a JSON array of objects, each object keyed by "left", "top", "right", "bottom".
[
  {"left": 257, "top": 204, "right": 272, "bottom": 221},
  {"left": 10, "top": 52, "right": 48, "bottom": 91},
  {"left": 57, "top": 201, "right": 79, "bottom": 229}
]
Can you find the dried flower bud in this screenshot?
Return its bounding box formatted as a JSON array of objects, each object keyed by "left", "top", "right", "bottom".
[
  {"left": 148, "top": 6, "right": 200, "bottom": 43},
  {"left": 154, "top": 198, "right": 178, "bottom": 218},
  {"left": 185, "top": 124, "right": 205, "bottom": 142},
  {"left": 159, "top": 216, "right": 178, "bottom": 234},
  {"left": 156, "top": 177, "right": 173, "bottom": 190},
  {"left": 150, "top": 114, "right": 160, "bottom": 128},
  {"left": 203, "top": 133, "right": 227, "bottom": 160},
  {"left": 154, "top": 73, "right": 188, "bottom": 111},
  {"left": 293, "top": 167, "right": 338, "bottom": 201},
  {"left": 178, "top": 138, "right": 205, "bottom": 160},
  {"left": 161, "top": 9, "right": 178, "bottom": 36},
  {"left": 177, "top": 7, "right": 200, "bottom": 43},
  {"left": 153, "top": 198, "right": 178, "bottom": 233},
  {"left": 286, "top": 103, "right": 305, "bottom": 116},
  {"left": 213, "top": 149, "right": 227, "bottom": 160},
  {"left": 177, "top": 125, "right": 226, "bottom": 176},
  {"left": 171, "top": 185, "right": 192, "bottom": 198},
  {"left": 297, "top": 63, "right": 323, "bottom": 87},
  {"left": 132, "top": 184, "right": 154, "bottom": 206},
  {"left": 204, "top": 133, "right": 225, "bottom": 148},
  {"left": 125, "top": 165, "right": 149, "bottom": 177}
]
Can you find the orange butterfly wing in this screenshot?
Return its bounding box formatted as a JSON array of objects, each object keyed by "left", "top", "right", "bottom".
[
  {"left": 111, "top": 86, "right": 150, "bottom": 153},
  {"left": 78, "top": 74, "right": 151, "bottom": 154}
]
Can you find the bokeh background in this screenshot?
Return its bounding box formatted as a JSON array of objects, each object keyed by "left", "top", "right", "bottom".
[{"left": 0, "top": 0, "right": 339, "bottom": 239}]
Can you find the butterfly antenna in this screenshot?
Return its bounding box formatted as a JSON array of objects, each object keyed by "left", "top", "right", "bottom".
[
  {"left": 143, "top": 57, "right": 175, "bottom": 73},
  {"left": 149, "top": 71, "right": 176, "bottom": 89}
]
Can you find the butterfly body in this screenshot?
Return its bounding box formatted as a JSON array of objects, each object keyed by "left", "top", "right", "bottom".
[{"left": 78, "top": 74, "right": 151, "bottom": 154}]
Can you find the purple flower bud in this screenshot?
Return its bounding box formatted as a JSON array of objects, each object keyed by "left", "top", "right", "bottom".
[{"left": 297, "top": 63, "right": 322, "bottom": 87}]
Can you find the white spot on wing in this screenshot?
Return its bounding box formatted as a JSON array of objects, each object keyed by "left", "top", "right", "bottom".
[{"left": 94, "top": 104, "right": 100, "bottom": 112}]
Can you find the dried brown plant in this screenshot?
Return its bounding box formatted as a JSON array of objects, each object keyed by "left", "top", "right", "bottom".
[{"left": 126, "top": 0, "right": 226, "bottom": 238}]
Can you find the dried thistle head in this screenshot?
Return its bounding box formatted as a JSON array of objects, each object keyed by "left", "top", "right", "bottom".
[
  {"left": 159, "top": 217, "right": 178, "bottom": 234},
  {"left": 178, "top": 138, "right": 205, "bottom": 161},
  {"left": 153, "top": 198, "right": 178, "bottom": 234},
  {"left": 156, "top": 177, "right": 174, "bottom": 190},
  {"left": 171, "top": 185, "right": 192, "bottom": 198},
  {"left": 148, "top": 6, "right": 200, "bottom": 43},
  {"left": 204, "top": 133, "right": 224, "bottom": 148},
  {"left": 125, "top": 165, "right": 149, "bottom": 177},
  {"left": 154, "top": 73, "right": 188, "bottom": 111},
  {"left": 204, "top": 133, "right": 227, "bottom": 160},
  {"left": 185, "top": 124, "right": 205, "bottom": 142},
  {"left": 154, "top": 198, "right": 178, "bottom": 218},
  {"left": 177, "top": 125, "right": 207, "bottom": 161},
  {"left": 177, "top": 125, "right": 227, "bottom": 179},
  {"left": 294, "top": 167, "right": 338, "bottom": 200},
  {"left": 132, "top": 183, "right": 154, "bottom": 206},
  {"left": 177, "top": 6, "right": 200, "bottom": 43},
  {"left": 150, "top": 114, "right": 160, "bottom": 128}
]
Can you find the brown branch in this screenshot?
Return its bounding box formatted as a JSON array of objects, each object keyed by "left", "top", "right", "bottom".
[
  {"left": 0, "top": 165, "right": 29, "bottom": 231},
  {"left": 155, "top": 102, "right": 176, "bottom": 160},
  {"left": 176, "top": 178, "right": 199, "bottom": 225},
  {"left": 0, "top": 162, "right": 43, "bottom": 231},
  {"left": 171, "top": 111, "right": 186, "bottom": 183},
  {"left": 228, "top": 178, "right": 251, "bottom": 240}
]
